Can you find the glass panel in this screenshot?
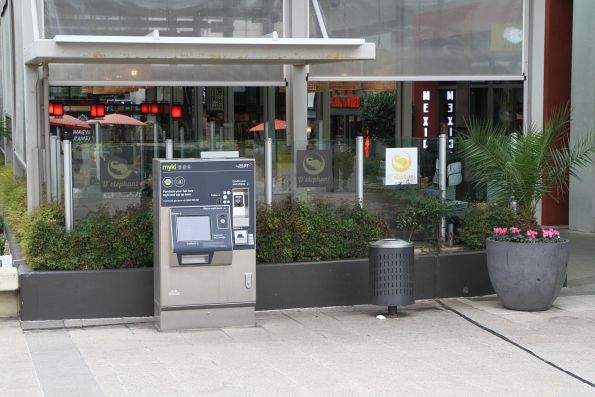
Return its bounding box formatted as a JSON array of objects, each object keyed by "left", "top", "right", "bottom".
[
  {"left": 72, "top": 127, "right": 157, "bottom": 224},
  {"left": 362, "top": 136, "right": 468, "bottom": 246},
  {"left": 44, "top": 0, "right": 284, "bottom": 83},
  {"left": 310, "top": 0, "right": 523, "bottom": 78},
  {"left": 264, "top": 138, "right": 356, "bottom": 205},
  {"left": 44, "top": 0, "right": 283, "bottom": 38},
  {"left": 49, "top": 64, "right": 284, "bottom": 85}
]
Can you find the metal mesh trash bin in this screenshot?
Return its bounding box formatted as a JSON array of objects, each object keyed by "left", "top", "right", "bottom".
[{"left": 369, "top": 239, "right": 414, "bottom": 315}]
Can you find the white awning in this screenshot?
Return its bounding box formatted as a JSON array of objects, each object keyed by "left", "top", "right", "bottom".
[{"left": 25, "top": 35, "right": 375, "bottom": 66}]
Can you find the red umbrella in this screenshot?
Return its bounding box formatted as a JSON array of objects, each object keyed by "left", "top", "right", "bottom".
[
  {"left": 247, "top": 119, "right": 286, "bottom": 132},
  {"left": 89, "top": 113, "right": 147, "bottom": 126},
  {"left": 50, "top": 114, "right": 91, "bottom": 129}
]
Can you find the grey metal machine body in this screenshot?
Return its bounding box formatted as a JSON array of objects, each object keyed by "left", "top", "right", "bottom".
[{"left": 153, "top": 158, "right": 256, "bottom": 331}]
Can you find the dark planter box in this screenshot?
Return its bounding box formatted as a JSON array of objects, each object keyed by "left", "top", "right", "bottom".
[
  {"left": 256, "top": 251, "right": 492, "bottom": 311},
  {"left": 19, "top": 267, "right": 154, "bottom": 321}
]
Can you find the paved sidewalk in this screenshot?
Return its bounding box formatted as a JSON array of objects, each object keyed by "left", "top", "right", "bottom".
[{"left": 1, "top": 230, "right": 593, "bottom": 397}]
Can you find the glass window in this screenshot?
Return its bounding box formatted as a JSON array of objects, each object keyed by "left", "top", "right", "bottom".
[
  {"left": 44, "top": 0, "right": 283, "bottom": 38},
  {"left": 310, "top": 0, "right": 523, "bottom": 78}
]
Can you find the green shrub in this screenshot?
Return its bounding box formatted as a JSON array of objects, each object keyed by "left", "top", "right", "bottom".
[
  {"left": 256, "top": 200, "right": 388, "bottom": 263},
  {"left": 458, "top": 203, "right": 519, "bottom": 249},
  {"left": 394, "top": 192, "right": 445, "bottom": 243},
  {"left": 24, "top": 207, "right": 153, "bottom": 271}
]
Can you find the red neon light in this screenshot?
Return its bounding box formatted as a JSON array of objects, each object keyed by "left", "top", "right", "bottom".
[
  {"left": 53, "top": 103, "right": 64, "bottom": 117},
  {"left": 96, "top": 104, "right": 105, "bottom": 117},
  {"left": 141, "top": 103, "right": 149, "bottom": 113},
  {"left": 171, "top": 104, "right": 182, "bottom": 119},
  {"left": 49, "top": 103, "right": 54, "bottom": 115},
  {"left": 150, "top": 103, "right": 159, "bottom": 114},
  {"left": 90, "top": 104, "right": 105, "bottom": 117}
]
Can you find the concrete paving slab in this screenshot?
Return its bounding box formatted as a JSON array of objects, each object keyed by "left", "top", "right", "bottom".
[
  {"left": 2, "top": 228, "right": 593, "bottom": 396},
  {"left": 5, "top": 299, "right": 594, "bottom": 396}
]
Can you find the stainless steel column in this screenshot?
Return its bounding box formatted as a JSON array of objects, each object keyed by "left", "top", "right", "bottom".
[
  {"left": 139, "top": 128, "right": 144, "bottom": 178},
  {"left": 165, "top": 139, "right": 173, "bottom": 159},
  {"left": 63, "top": 140, "right": 73, "bottom": 232},
  {"left": 49, "top": 135, "right": 58, "bottom": 202},
  {"left": 153, "top": 122, "right": 159, "bottom": 159},
  {"left": 317, "top": 120, "right": 325, "bottom": 150},
  {"left": 356, "top": 136, "right": 364, "bottom": 208},
  {"left": 43, "top": 65, "right": 51, "bottom": 204},
  {"left": 93, "top": 122, "right": 101, "bottom": 180},
  {"left": 439, "top": 134, "right": 447, "bottom": 242},
  {"left": 265, "top": 138, "right": 273, "bottom": 206},
  {"left": 54, "top": 136, "right": 62, "bottom": 204}
]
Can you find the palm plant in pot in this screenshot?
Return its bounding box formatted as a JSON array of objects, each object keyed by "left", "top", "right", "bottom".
[{"left": 457, "top": 108, "right": 595, "bottom": 311}]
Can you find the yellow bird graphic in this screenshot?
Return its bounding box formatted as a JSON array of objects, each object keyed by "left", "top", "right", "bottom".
[{"left": 391, "top": 154, "right": 411, "bottom": 172}]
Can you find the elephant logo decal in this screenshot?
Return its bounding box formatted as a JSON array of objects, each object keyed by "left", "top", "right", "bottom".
[
  {"left": 302, "top": 153, "right": 326, "bottom": 176},
  {"left": 107, "top": 160, "right": 133, "bottom": 180}
]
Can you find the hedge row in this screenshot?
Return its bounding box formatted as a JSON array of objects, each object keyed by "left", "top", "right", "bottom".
[
  {"left": 256, "top": 200, "right": 389, "bottom": 263},
  {"left": 1, "top": 163, "right": 390, "bottom": 270},
  {"left": 0, "top": 164, "right": 153, "bottom": 270}
]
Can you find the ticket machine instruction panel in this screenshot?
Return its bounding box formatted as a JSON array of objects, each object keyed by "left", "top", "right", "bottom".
[{"left": 159, "top": 159, "right": 255, "bottom": 252}]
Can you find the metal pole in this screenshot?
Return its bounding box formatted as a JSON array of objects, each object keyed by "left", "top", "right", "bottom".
[
  {"left": 63, "top": 140, "right": 73, "bottom": 232},
  {"left": 317, "top": 120, "right": 324, "bottom": 150},
  {"left": 49, "top": 135, "right": 58, "bottom": 202},
  {"left": 55, "top": 136, "right": 62, "bottom": 204},
  {"left": 265, "top": 138, "right": 273, "bottom": 206},
  {"left": 93, "top": 122, "right": 101, "bottom": 180},
  {"left": 139, "top": 128, "right": 144, "bottom": 178},
  {"left": 43, "top": 66, "right": 51, "bottom": 204},
  {"left": 356, "top": 136, "right": 364, "bottom": 208},
  {"left": 439, "top": 134, "right": 447, "bottom": 243},
  {"left": 165, "top": 139, "right": 173, "bottom": 159},
  {"left": 153, "top": 122, "right": 159, "bottom": 159}
]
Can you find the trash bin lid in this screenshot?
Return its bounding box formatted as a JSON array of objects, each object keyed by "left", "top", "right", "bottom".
[{"left": 369, "top": 239, "right": 413, "bottom": 248}]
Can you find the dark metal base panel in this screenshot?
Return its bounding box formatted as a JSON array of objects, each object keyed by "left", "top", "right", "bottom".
[
  {"left": 18, "top": 252, "right": 491, "bottom": 320},
  {"left": 19, "top": 268, "right": 154, "bottom": 321}
]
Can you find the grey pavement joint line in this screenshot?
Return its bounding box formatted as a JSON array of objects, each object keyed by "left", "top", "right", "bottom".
[
  {"left": 25, "top": 330, "right": 105, "bottom": 397},
  {"left": 435, "top": 299, "right": 595, "bottom": 389}
]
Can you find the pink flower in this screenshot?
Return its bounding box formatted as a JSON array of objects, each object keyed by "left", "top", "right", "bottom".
[
  {"left": 510, "top": 227, "right": 521, "bottom": 235},
  {"left": 542, "top": 228, "right": 561, "bottom": 239},
  {"left": 526, "top": 229, "right": 538, "bottom": 240},
  {"left": 493, "top": 227, "right": 508, "bottom": 236}
]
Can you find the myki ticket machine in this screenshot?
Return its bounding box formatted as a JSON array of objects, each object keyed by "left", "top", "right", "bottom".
[{"left": 153, "top": 158, "right": 255, "bottom": 331}]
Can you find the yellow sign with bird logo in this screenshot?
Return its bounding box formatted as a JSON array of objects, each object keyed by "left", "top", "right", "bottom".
[{"left": 385, "top": 148, "right": 418, "bottom": 185}]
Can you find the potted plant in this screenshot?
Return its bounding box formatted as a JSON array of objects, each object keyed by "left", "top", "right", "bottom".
[{"left": 457, "top": 107, "right": 595, "bottom": 311}]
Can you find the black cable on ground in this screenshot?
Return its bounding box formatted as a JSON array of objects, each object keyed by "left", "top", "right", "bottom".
[{"left": 435, "top": 299, "right": 595, "bottom": 389}]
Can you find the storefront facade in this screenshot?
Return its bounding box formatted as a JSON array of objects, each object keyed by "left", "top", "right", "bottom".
[{"left": 1, "top": 0, "right": 593, "bottom": 231}]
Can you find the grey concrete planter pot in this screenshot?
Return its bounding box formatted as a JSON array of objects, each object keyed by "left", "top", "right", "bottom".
[{"left": 485, "top": 239, "right": 569, "bottom": 311}]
